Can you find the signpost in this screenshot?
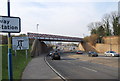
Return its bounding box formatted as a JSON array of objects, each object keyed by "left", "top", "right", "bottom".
[{"left": 0, "top": 0, "right": 21, "bottom": 81}]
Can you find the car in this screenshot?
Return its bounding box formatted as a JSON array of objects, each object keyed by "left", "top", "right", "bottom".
[
  {"left": 51, "top": 51, "right": 61, "bottom": 60},
  {"left": 104, "top": 51, "right": 119, "bottom": 57},
  {"left": 76, "top": 50, "right": 83, "bottom": 54},
  {"left": 88, "top": 51, "right": 98, "bottom": 57},
  {"left": 48, "top": 51, "right": 53, "bottom": 56}
]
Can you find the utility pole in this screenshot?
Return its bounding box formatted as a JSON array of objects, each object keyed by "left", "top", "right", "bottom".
[{"left": 7, "top": 0, "right": 13, "bottom": 81}]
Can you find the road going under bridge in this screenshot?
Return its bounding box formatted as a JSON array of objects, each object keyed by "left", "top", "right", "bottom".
[
  {"left": 27, "top": 32, "right": 83, "bottom": 42},
  {"left": 27, "top": 32, "right": 84, "bottom": 57}
]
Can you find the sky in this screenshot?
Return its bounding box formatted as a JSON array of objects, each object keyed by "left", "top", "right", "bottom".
[{"left": 0, "top": 0, "right": 119, "bottom": 38}]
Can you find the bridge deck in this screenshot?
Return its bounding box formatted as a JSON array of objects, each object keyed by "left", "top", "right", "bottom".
[{"left": 27, "top": 33, "right": 83, "bottom": 42}]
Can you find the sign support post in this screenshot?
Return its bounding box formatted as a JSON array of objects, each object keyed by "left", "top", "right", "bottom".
[
  {"left": 26, "top": 50, "right": 28, "bottom": 60},
  {"left": 15, "top": 50, "right": 17, "bottom": 56},
  {"left": 0, "top": 0, "right": 20, "bottom": 80},
  {"left": 7, "top": 0, "right": 13, "bottom": 81}
]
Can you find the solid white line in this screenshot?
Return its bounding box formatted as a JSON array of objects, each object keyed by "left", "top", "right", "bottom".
[
  {"left": 81, "top": 66, "right": 98, "bottom": 72},
  {"left": 44, "top": 57, "right": 67, "bottom": 81}
]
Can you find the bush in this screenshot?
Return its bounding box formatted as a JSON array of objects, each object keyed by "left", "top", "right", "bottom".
[{"left": 84, "top": 34, "right": 99, "bottom": 46}]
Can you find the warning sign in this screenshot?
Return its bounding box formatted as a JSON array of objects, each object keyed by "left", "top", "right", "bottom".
[{"left": 12, "top": 37, "right": 29, "bottom": 50}]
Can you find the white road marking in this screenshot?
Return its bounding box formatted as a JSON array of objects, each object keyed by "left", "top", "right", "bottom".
[
  {"left": 67, "top": 62, "right": 72, "bottom": 64},
  {"left": 44, "top": 57, "right": 67, "bottom": 81},
  {"left": 80, "top": 66, "right": 98, "bottom": 72}
]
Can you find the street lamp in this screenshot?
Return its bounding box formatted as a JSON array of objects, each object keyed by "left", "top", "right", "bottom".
[{"left": 36, "top": 24, "right": 39, "bottom": 33}]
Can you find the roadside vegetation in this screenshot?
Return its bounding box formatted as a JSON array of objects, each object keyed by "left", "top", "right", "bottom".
[
  {"left": 2, "top": 45, "right": 31, "bottom": 79},
  {"left": 84, "top": 11, "right": 120, "bottom": 45}
]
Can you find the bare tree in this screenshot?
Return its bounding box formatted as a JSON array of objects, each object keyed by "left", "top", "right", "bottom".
[
  {"left": 110, "top": 11, "right": 120, "bottom": 35},
  {"left": 87, "top": 22, "right": 102, "bottom": 35},
  {"left": 102, "top": 14, "right": 111, "bottom": 36}
]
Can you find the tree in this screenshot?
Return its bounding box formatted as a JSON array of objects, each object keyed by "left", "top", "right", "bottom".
[
  {"left": 1, "top": 35, "right": 8, "bottom": 44},
  {"left": 88, "top": 22, "right": 96, "bottom": 31},
  {"left": 91, "top": 29, "right": 97, "bottom": 34},
  {"left": 84, "top": 34, "right": 99, "bottom": 46},
  {"left": 97, "top": 25, "right": 105, "bottom": 37},
  {"left": 19, "top": 34, "right": 27, "bottom": 37},
  {"left": 110, "top": 11, "right": 120, "bottom": 36},
  {"left": 88, "top": 22, "right": 103, "bottom": 35},
  {"left": 102, "top": 14, "right": 112, "bottom": 36}
]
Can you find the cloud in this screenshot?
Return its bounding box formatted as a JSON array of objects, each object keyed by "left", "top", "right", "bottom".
[
  {"left": 3, "top": 0, "right": 118, "bottom": 3},
  {"left": 0, "top": 0, "right": 118, "bottom": 37}
]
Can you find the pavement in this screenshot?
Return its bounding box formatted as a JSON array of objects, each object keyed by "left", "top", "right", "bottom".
[{"left": 21, "top": 54, "right": 61, "bottom": 79}]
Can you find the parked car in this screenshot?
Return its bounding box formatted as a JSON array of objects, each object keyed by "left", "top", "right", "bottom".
[
  {"left": 104, "top": 51, "right": 119, "bottom": 57},
  {"left": 76, "top": 50, "right": 83, "bottom": 54},
  {"left": 51, "top": 51, "right": 61, "bottom": 60},
  {"left": 88, "top": 51, "right": 98, "bottom": 57}
]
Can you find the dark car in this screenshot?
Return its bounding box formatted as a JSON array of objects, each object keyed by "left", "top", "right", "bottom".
[
  {"left": 76, "top": 50, "right": 83, "bottom": 54},
  {"left": 88, "top": 51, "right": 98, "bottom": 57},
  {"left": 51, "top": 51, "right": 61, "bottom": 60}
]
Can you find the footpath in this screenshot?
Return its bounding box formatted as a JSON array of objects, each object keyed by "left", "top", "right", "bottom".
[{"left": 22, "top": 55, "right": 60, "bottom": 79}]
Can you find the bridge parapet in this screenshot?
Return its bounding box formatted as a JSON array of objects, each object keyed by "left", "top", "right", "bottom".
[{"left": 27, "top": 32, "right": 83, "bottom": 42}]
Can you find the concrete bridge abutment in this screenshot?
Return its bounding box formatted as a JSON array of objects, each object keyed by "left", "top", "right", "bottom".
[
  {"left": 30, "top": 39, "right": 52, "bottom": 57},
  {"left": 78, "top": 41, "right": 98, "bottom": 52}
]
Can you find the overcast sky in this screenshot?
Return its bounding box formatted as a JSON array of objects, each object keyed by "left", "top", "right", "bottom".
[{"left": 0, "top": 0, "right": 118, "bottom": 37}]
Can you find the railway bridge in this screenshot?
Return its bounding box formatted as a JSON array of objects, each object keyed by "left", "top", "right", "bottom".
[{"left": 27, "top": 32, "right": 84, "bottom": 57}]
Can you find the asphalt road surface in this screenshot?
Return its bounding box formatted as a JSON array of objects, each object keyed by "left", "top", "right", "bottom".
[{"left": 46, "top": 53, "right": 119, "bottom": 81}]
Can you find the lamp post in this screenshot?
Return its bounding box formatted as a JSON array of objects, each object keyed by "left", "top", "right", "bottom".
[{"left": 36, "top": 24, "right": 39, "bottom": 33}]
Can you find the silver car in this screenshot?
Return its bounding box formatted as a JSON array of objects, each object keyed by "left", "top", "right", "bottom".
[
  {"left": 104, "top": 51, "right": 119, "bottom": 57},
  {"left": 49, "top": 51, "right": 54, "bottom": 56}
]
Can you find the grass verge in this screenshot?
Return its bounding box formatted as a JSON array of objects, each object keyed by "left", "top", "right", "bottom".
[{"left": 2, "top": 45, "right": 32, "bottom": 79}]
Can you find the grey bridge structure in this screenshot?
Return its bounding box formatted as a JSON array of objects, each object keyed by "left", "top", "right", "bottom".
[{"left": 27, "top": 32, "right": 83, "bottom": 42}]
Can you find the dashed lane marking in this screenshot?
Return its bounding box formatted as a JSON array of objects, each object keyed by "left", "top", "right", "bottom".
[{"left": 80, "top": 66, "right": 98, "bottom": 72}]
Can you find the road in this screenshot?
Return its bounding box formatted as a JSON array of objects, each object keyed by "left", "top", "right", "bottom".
[{"left": 46, "top": 53, "right": 119, "bottom": 81}]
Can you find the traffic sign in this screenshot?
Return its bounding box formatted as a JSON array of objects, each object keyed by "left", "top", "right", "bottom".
[
  {"left": 12, "top": 37, "right": 29, "bottom": 50},
  {"left": 0, "top": 16, "right": 21, "bottom": 33}
]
